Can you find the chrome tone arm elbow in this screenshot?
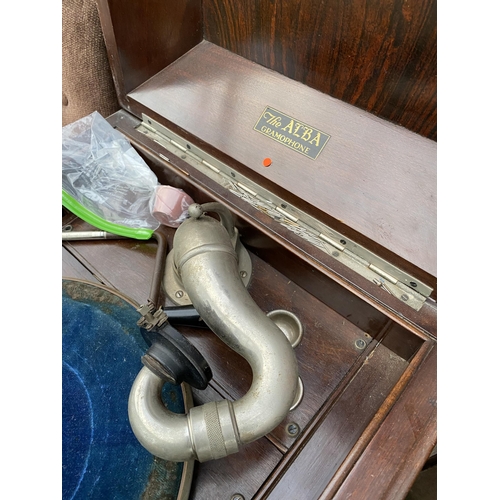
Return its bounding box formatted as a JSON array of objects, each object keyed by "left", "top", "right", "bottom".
[{"left": 128, "top": 203, "right": 299, "bottom": 462}]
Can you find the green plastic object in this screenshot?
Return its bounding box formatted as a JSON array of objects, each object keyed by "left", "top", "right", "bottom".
[
  {"left": 62, "top": 190, "right": 154, "bottom": 240},
  {"left": 62, "top": 112, "right": 160, "bottom": 239}
]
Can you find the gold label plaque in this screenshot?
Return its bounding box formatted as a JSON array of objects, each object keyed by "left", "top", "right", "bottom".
[{"left": 254, "top": 106, "right": 330, "bottom": 160}]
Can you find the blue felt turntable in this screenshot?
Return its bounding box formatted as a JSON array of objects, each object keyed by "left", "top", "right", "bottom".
[{"left": 62, "top": 279, "right": 193, "bottom": 500}]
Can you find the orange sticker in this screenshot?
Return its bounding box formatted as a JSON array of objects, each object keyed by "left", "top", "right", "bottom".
[{"left": 263, "top": 158, "right": 272, "bottom": 167}]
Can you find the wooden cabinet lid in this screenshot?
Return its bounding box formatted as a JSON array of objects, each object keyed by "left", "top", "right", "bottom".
[{"left": 129, "top": 41, "right": 437, "bottom": 277}]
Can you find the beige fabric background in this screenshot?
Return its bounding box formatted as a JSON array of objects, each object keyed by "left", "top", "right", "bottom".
[{"left": 62, "top": 0, "right": 119, "bottom": 126}]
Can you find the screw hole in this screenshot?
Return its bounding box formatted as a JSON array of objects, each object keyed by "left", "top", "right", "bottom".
[
  {"left": 231, "top": 172, "right": 236, "bottom": 178},
  {"left": 410, "top": 281, "right": 417, "bottom": 288},
  {"left": 186, "top": 144, "right": 191, "bottom": 149},
  {"left": 340, "top": 239, "right": 347, "bottom": 245}
]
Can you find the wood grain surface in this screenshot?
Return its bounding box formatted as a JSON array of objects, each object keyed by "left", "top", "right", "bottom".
[
  {"left": 97, "top": 0, "right": 202, "bottom": 103},
  {"left": 259, "top": 341, "right": 408, "bottom": 500},
  {"left": 329, "top": 344, "right": 437, "bottom": 499},
  {"left": 62, "top": 219, "right": 162, "bottom": 306},
  {"left": 129, "top": 41, "right": 437, "bottom": 278},
  {"left": 97, "top": 0, "right": 436, "bottom": 139},
  {"left": 62, "top": 247, "right": 101, "bottom": 283},
  {"left": 203, "top": 0, "right": 437, "bottom": 140}
]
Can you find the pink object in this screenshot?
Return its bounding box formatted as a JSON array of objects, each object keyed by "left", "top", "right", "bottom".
[{"left": 152, "top": 186, "right": 194, "bottom": 227}]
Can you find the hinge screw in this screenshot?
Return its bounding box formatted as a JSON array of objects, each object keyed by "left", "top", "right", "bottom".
[
  {"left": 240, "top": 271, "right": 247, "bottom": 279},
  {"left": 175, "top": 290, "right": 184, "bottom": 298},
  {"left": 401, "top": 294, "right": 409, "bottom": 302},
  {"left": 355, "top": 339, "right": 367, "bottom": 349},
  {"left": 231, "top": 495, "right": 245, "bottom": 500},
  {"left": 286, "top": 422, "right": 300, "bottom": 436}
]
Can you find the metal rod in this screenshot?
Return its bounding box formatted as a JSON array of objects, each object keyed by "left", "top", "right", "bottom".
[
  {"left": 62, "top": 230, "right": 129, "bottom": 240},
  {"left": 149, "top": 230, "right": 168, "bottom": 309}
]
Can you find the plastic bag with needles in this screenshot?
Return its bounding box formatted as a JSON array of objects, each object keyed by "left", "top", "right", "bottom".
[
  {"left": 62, "top": 111, "right": 195, "bottom": 237},
  {"left": 62, "top": 111, "right": 161, "bottom": 239}
]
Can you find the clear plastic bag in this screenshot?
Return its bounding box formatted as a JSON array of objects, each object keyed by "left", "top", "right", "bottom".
[{"left": 62, "top": 111, "right": 160, "bottom": 234}]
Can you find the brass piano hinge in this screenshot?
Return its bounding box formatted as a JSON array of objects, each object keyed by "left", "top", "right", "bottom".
[{"left": 137, "top": 115, "right": 433, "bottom": 312}]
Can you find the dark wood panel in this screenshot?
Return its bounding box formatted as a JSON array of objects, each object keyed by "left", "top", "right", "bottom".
[
  {"left": 97, "top": 0, "right": 202, "bottom": 104},
  {"left": 129, "top": 41, "right": 437, "bottom": 278},
  {"left": 62, "top": 246, "right": 101, "bottom": 283},
  {"left": 259, "top": 341, "right": 408, "bottom": 500},
  {"left": 189, "top": 385, "right": 284, "bottom": 500},
  {"left": 330, "top": 345, "right": 437, "bottom": 499},
  {"left": 62, "top": 219, "right": 161, "bottom": 306},
  {"left": 203, "top": 0, "right": 437, "bottom": 140},
  {"left": 381, "top": 320, "right": 425, "bottom": 361}
]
